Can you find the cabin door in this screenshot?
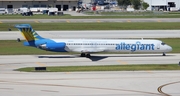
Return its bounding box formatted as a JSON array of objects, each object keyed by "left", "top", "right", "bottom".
[{"left": 157, "top": 43, "right": 160, "bottom": 49}]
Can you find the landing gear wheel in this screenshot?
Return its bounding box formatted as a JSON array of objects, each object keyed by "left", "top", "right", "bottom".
[
  {"left": 81, "top": 53, "right": 85, "bottom": 57},
  {"left": 86, "top": 54, "right": 91, "bottom": 58},
  {"left": 163, "top": 52, "right": 166, "bottom": 56}
]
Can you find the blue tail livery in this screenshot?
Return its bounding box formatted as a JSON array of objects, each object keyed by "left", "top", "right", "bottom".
[{"left": 15, "top": 24, "right": 43, "bottom": 41}]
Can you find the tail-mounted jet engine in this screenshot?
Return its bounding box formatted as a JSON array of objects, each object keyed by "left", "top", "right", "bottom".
[{"left": 39, "top": 42, "right": 66, "bottom": 51}]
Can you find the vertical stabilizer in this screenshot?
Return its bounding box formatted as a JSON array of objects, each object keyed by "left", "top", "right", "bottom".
[{"left": 15, "top": 24, "right": 43, "bottom": 41}]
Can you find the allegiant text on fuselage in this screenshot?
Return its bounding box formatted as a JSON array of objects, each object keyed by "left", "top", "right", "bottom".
[{"left": 116, "top": 41, "right": 155, "bottom": 52}]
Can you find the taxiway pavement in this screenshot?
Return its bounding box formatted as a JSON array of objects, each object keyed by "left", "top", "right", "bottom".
[
  {"left": 0, "top": 30, "right": 180, "bottom": 40},
  {"left": 0, "top": 54, "right": 180, "bottom": 96},
  {"left": 0, "top": 54, "right": 179, "bottom": 70}
]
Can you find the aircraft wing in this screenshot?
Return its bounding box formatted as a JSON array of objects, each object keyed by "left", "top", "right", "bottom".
[{"left": 72, "top": 48, "right": 105, "bottom": 53}]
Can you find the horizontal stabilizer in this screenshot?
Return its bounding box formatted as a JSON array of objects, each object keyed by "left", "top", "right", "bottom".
[{"left": 15, "top": 24, "right": 32, "bottom": 28}]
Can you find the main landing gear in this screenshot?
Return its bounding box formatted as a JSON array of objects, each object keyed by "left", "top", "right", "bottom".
[
  {"left": 81, "top": 53, "right": 91, "bottom": 58},
  {"left": 163, "top": 52, "right": 166, "bottom": 56}
]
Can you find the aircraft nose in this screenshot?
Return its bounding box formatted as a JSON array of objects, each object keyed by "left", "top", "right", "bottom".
[{"left": 167, "top": 45, "right": 172, "bottom": 52}]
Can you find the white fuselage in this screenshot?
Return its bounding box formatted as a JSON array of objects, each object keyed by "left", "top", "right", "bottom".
[{"left": 50, "top": 39, "right": 172, "bottom": 53}]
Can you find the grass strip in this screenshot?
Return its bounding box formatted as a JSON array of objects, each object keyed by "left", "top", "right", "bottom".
[
  {"left": 1, "top": 13, "right": 180, "bottom": 19},
  {"left": 2, "top": 22, "right": 180, "bottom": 31},
  {"left": 0, "top": 38, "right": 179, "bottom": 55},
  {"left": 16, "top": 64, "right": 180, "bottom": 72}
]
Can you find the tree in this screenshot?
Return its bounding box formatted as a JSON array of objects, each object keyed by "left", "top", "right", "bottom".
[
  {"left": 131, "top": 0, "right": 141, "bottom": 10},
  {"left": 117, "top": 0, "right": 131, "bottom": 10},
  {"left": 142, "top": 2, "right": 149, "bottom": 10}
]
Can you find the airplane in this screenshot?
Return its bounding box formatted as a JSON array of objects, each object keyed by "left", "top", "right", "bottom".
[{"left": 15, "top": 24, "right": 172, "bottom": 58}]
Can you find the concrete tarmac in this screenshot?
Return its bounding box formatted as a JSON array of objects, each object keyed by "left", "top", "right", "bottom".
[
  {"left": 0, "top": 54, "right": 179, "bottom": 69},
  {"left": 0, "top": 30, "right": 180, "bottom": 40},
  {"left": 0, "top": 54, "right": 180, "bottom": 96}
]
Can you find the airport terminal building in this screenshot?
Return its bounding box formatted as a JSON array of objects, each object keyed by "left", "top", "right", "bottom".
[
  {"left": 144, "top": 0, "right": 180, "bottom": 11},
  {"left": 1, "top": 0, "right": 180, "bottom": 12},
  {"left": 0, "top": 0, "right": 78, "bottom": 11}
]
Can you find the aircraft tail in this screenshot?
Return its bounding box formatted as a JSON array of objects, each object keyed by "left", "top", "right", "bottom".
[{"left": 15, "top": 24, "right": 44, "bottom": 41}]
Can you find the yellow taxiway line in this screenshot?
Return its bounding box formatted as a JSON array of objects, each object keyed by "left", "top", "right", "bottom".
[{"left": 35, "top": 62, "right": 46, "bottom": 66}]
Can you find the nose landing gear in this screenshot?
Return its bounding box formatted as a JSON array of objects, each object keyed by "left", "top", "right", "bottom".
[{"left": 163, "top": 52, "right": 166, "bottom": 56}]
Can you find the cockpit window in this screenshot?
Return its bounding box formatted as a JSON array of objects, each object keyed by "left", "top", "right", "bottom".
[{"left": 161, "top": 42, "right": 166, "bottom": 45}]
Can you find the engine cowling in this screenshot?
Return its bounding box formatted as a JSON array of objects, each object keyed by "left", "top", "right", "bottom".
[{"left": 39, "top": 42, "right": 66, "bottom": 51}]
